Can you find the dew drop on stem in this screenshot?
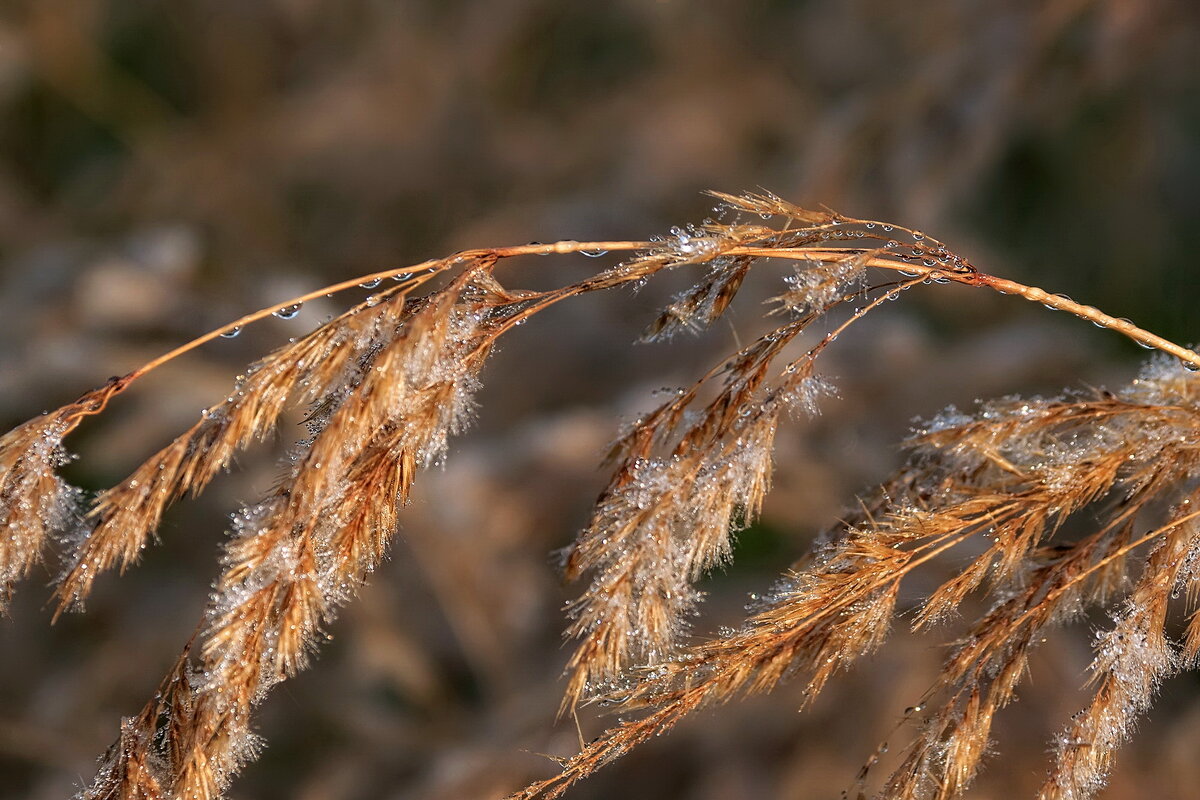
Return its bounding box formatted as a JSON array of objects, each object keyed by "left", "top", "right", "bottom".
[
  {"left": 220, "top": 326, "right": 242, "bottom": 338},
  {"left": 273, "top": 303, "right": 303, "bottom": 320},
  {"left": 359, "top": 278, "right": 382, "bottom": 289}
]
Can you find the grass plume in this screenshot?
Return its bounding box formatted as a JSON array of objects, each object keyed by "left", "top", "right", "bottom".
[{"left": 1, "top": 190, "right": 1198, "bottom": 799}]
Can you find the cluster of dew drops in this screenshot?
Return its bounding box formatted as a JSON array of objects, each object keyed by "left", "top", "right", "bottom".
[{"left": 214, "top": 272, "right": 425, "bottom": 341}]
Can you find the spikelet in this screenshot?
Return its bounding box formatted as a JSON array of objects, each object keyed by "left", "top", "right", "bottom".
[
  {"left": 560, "top": 316, "right": 839, "bottom": 711},
  {"left": 769, "top": 252, "right": 871, "bottom": 317},
  {"left": 516, "top": 357, "right": 1200, "bottom": 800},
  {"left": 557, "top": 204, "right": 934, "bottom": 713},
  {"left": 55, "top": 289, "right": 415, "bottom": 613},
  {"left": 73, "top": 263, "right": 518, "bottom": 799},
  {"left": 707, "top": 189, "right": 838, "bottom": 225},
  {"left": 1039, "top": 511, "right": 1197, "bottom": 800},
  {"left": 78, "top": 646, "right": 196, "bottom": 800},
  {"left": 0, "top": 413, "right": 80, "bottom": 608},
  {"left": 0, "top": 380, "right": 121, "bottom": 610}
]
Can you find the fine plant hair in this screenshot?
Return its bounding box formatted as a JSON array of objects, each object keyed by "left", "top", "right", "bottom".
[{"left": 2, "top": 190, "right": 1199, "bottom": 800}]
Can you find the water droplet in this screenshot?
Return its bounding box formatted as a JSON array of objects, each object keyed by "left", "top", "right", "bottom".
[
  {"left": 1039, "top": 293, "right": 1068, "bottom": 311},
  {"left": 273, "top": 303, "right": 302, "bottom": 320},
  {"left": 1136, "top": 339, "right": 1155, "bottom": 349},
  {"left": 220, "top": 326, "right": 242, "bottom": 338},
  {"left": 865, "top": 222, "right": 875, "bottom": 229},
  {"left": 581, "top": 248, "right": 609, "bottom": 258},
  {"left": 882, "top": 225, "right": 893, "bottom": 232},
  {"left": 1183, "top": 359, "right": 1200, "bottom": 372},
  {"left": 912, "top": 231, "right": 924, "bottom": 240},
  {"left": 359, "top": 278, "right": 382, "bottom": 289}
]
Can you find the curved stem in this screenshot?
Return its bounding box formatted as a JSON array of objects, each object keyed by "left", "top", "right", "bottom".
[
  {"left": 68, "top": 240, "right": 651, "bottom": 421},
  {"left": 731, "top": 246, "right": 1200, "bottom": 370},
  {"left": 798, "top": 274, "right": 927, "bottom": 366},
  {"left": 974, "top": 274, "right": 1200, "bottom": 368},
  {"left": 61, "top": 237, "right": 1200, "bottom": 429},
  {"left": 127, "top": 240, "right": 644, "bottom": 382}
]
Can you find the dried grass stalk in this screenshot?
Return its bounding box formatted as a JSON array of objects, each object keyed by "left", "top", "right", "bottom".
[{"left": 1, "top": 190, "right": 1198, "bottom": 800}]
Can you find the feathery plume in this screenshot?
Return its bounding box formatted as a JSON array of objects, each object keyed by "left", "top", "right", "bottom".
[{"left": 2, "top": 192, "right": 1198, "bottom": 800}]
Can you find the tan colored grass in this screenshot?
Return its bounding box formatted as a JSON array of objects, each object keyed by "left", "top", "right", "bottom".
[{"left": 1, "top": 191, "right": 1198, "bottom": 800}]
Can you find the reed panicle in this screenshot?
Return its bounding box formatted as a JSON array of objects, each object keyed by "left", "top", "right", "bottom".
[{"left": 2, "top": 190, "right": 1198, "bottom": 799}]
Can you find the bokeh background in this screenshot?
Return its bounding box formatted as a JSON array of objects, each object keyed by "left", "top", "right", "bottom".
[{"left": 1, "top": 1, "right": 1199, "bottom": 798}]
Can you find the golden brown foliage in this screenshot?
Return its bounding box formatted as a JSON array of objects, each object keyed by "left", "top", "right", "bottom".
[{"left": 2, "top": 191, "right": 1198, "bottom": 800}]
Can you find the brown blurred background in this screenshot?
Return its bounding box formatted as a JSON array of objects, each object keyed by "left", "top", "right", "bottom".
[{"left": 1, "top": 1, "right": 1199, "bottom": 798}]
